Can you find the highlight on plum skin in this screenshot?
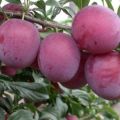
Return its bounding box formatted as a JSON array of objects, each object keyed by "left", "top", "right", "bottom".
[
  {"left": 85, "top": 51, "right": 120, "bottom": 100},
  {"left": 38, "top": 33, "right": 80, "bottom": 83},
  {"left": 0, "top": 19, "right": 40, "bottom": 69},
  {"left": 61, "top": 51, "right": 89, "bottom": 89},
  {"left": 72, "top": 5, "right": 120, "bottom": 54}
]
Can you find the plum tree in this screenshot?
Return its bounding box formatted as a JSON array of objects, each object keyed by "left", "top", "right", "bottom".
[
  {"left": 62, "top": 51, "right": 89, "bottom": 89},
  {"left": 3, "top": 3, "right": 22, "bottom": 12},
  {"left": 72, "top": 5, "right": 120, "bottom": 54},
  {"left": 0, "top": 19, "right": 40, "bottom": 68},
  {"left": 66, "top": 115, "right": 78, "bottom": 120},
  {"left": 85, "top": 51, "right": 120, "bottom": 100},
  {"left": 1, "top": 66, "right": 17, "bottom": 76},
  {"left": 38, "top": 33, "right": 80, "bottom": 82}
]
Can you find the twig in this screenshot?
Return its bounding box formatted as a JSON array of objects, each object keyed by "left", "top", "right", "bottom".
[{"left": 4, "top": 11, "right": 71, "bottom": 30}]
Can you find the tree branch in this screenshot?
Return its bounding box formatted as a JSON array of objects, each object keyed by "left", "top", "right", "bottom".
[{"left": 4, "top": 11, "right": 71, "bottom": 30}]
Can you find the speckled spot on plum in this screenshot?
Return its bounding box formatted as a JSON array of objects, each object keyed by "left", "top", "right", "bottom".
[
  {"left": 15, "top": 57, "right": 18, "bottom": 60},
  {"left": 3, "top": 51, "right": 7, "bottom": 56},
  {"left": 94, "top": 41, "right": 97, "bottom": 45}
]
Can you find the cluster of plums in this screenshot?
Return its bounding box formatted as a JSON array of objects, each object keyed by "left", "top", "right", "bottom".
[{"left": 1, "top": 3, "right": 120, "bottom": 101}]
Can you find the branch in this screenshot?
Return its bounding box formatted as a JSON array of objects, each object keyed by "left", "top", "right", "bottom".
[{"left": 4, "top": 11, "right": 71, "bottom": 30}]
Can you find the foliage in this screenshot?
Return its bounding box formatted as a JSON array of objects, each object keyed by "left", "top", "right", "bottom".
[
  {"left": 0, "top": 70, "right": 119, "bottom": 120},
  {"left": 0, "top": 0, "right": 119, "bottom": 120}
]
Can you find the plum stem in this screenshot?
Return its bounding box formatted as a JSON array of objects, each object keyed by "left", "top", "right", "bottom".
[
  {"left": 22, "top": 12, "right": 25, "bottom": 20},
  {"left": 3, "top": 11, "right": 71, "bottom": 30}
]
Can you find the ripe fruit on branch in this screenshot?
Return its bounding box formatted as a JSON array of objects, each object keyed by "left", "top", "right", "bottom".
[
  {"left": 3, "top": 3, "right": 22, "bottom": 12},
  {"left": 66, "top": 115, "right": 78, "bottom": 120},
  {"left": 1, "top": 66, "right": 17, "bottom": 76},
  {"left": 85, "top": 51, "right": 120, "bottom": 100},
  {"left": 0, "top": 3, "right": 23, "bottom": 24},
  {"left": 38, "top": 33, "right": 80, "bottom": 82},
  {"left": 72, "top": 5, "right": 120, "bottom": 54},
  {"left": 0, "top": 19, "right": 40, "bottom": 68},
  {"left": 62, "top": 51, "right": 89, "bottom": 89}
]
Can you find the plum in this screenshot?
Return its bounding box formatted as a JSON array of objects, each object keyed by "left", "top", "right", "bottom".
[
  {"left": 30, "top": 57, "right": 39, "bottom": 70},
  {"left": 66, "top": 115, "right": 78, "bottom": 120},
  {"left": 0, "top": 3, "right": 22, "bottom": 24},
  {"left": 1, "top": 66, "right": 17, "bottom": 76},
  {"left": 3, "top": 3, "right": 22, "bottom": 12},
  {"left": 62, "top": 51, "right": 89, "bottom": 89},
  {"left": 85, "top": 51, "right": 120, "bottom": 100},
  {"left": 0, "top": 19, "right": 40, "bottom": 68},
  {"left": 72, "top": 5, "right": 120, "bottom": 54},
  {"left": 38, "top": 33, "right": 80, "bottom": 82}
]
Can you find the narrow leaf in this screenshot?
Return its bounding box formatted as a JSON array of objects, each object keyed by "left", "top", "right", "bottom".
[
  {"left": 8, "top": 109, "right": 37, "bottom": 120},
  {"left": 105, "top": 0, "right": 114, "bottom": 10},
  {"left": 5, "top": 0, "right": 21, "bottom": 4},
  {"left": 117, "top": 6, "right": 120, "bottom": 17}
]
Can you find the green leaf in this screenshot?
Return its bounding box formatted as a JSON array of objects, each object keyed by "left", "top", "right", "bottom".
[
  {"left": 5, "top": 0, "right": 21, "bottom": 4},
  {"left": 0, "top": 0, "right": 2, "bottom": 4},
  {"left": 61, "top": 7, "right": 72, "bottom": 17},
  {"left": 101, "top": 0, "right": 105, "bottom": 5},
  {"left": 8, "top": 109, "right": 38, "bottom": 120},
  {"left": 51, "top": 7, "right": 61, "bottom": 19},
  {"left": 103, "top": 105, "right": 119, "bottom": 120},
  {"left": 34, "top": 11, "right": 45, "bottom": 20},
  {"left": 46, "top": 0, "right": 60, "bottom": 7},
  {"left": 72, "top": 0, "right": 90, "bottom": 9},
  {"left": 0, "top": 107, "right": 5, "bottom": 120},
  {"left": 40, "top": 97, "right": 68, "bottom": 119},
  {"left": 0, "top": 79, "right": 49, "bottom": 102},
  {"left": 36, "top": 0, "right": 45, "bottom": 11},
  {"left": 0, "top": 95, "right": 13, "bottom": 113},
  {"left": 55, "top": 97, "right": 68, "bottom": 117},
  {"left": 105, "top": 0, "right": 114, "bottom": 10},
  {"left": 0, "top": 74, "right": 13, "bottom": 82},
  {"left": 82, "top": 0, "right": 90, "bottom": 7},
  {"left": 11, "top": 82, "right": 49, "bottom": 102},
  {"left": 32, "top": 72, "right": 47, "bottom": 85},
  {"left": 46, "top": 7, "right": 54, "bottom": 16},
  {"left": 117, "top": 6, "right": 120, "bottom": 17},
  {"left": 73, "top": 0, "right": 82, "bottom": 9},
  {"left": 63, "top": 6, "right": 76, "bottom": 16},
  {"left": 71, "top": 90, "right": 90, "bottom": 103},
  {"left": 35, "top": 0, "right": 46, "bottom": 15},
  {"left": 59, "top": 0, "right": 71, "bottom": 5},
  {"left": 69, "top": 100, "right": 82, "bottom": 117}
]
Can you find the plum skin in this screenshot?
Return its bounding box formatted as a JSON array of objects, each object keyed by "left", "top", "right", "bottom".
[
  {"left": 30, "top": 57, "right": 39, "bottom": 70},
  {"left": 3, "top": 3, "right": 22, "bottom": 12},
  {"left": 0, "top": 3, "right": 22, "bottom": 23},
  {"left": 1, "top": 66, "right": 17, "bottom": 76},
  {"left": 72, "top": 5, "right": 120, "bottom": 54},
  {"left": 66, "top": 115, "right": 78, "bottom": 120},
  {"left": 62, "top": 51, "right": 89, "bottom": 89},
  {"left": 85, "top": 51, "right": 120, "bottom": 100},
  {"left": 38, "top": 33, "right": 80, "bottom": 83},
  {"left": 0, "top": 19, "right": 40, "bottom": 68}
]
